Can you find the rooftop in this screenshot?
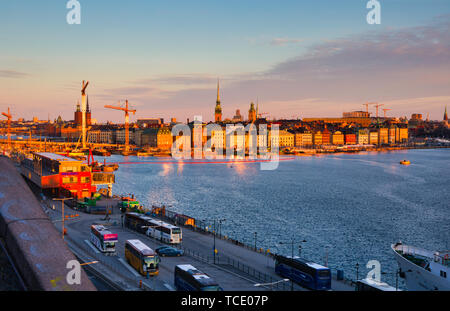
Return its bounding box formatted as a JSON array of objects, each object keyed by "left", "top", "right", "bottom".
[{"left": 34, "top": 152, "right": 80, "bottom": 162}]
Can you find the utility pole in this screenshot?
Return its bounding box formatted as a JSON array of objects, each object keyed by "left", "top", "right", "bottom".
[{"left": 53, "top": 197, "right": 71, "bottom": 240}]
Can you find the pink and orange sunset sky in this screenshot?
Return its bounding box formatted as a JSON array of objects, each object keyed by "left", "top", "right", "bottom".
[{"left": 1, "top": 1, "right": 449, "bottom": 123}]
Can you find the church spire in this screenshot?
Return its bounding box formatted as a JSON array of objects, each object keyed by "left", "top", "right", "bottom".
[
  {"left": 216, "top": 79, "right": 220, "bottom": 104},
  {"left": 87, "top": 95, "right": 90, "bottom": 112},
  {"left": 444, "top": 105, "right": 448, "bottom": 121},
  {"left": 214, "top": 79, "right": 222, "bottom": 122}
]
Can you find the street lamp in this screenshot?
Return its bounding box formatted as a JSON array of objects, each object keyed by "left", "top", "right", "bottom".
[
  {"left": 356, "top": 262, "right": 359, "bottom": 283},
  {"left": 213, "top": 218, "right": 226, "bottom": 264},
  {"left": 201, "top": 218, "right": 226, "bottom": 265},
  {"left": 254, "top": 278, "right": 290, "bottom": 291},
  {"left": 381, "top": 268, "right": 412, "bottom": 291},
  {"left": 53, "top": 197, "right": 72, "bottom": 240}
]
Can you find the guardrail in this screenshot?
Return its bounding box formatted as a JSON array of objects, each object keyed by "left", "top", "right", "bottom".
[{"left": 177, "top": 245, "right": 289, "bottom": 291}]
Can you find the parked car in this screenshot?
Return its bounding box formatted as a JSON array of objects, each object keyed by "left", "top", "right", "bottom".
[{"left": 155, "top": 246, "right": 184, "bottom": 257}]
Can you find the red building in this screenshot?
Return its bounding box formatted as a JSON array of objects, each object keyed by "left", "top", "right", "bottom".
[
  {"left": 20, "top": 152, "right": 96, "bottom": 199},
  {"left": 322, "top": 128, "right": 331, "bottom": 145},
  {"left": 345, "top": 133, "right": 357, "bottom": 145}
]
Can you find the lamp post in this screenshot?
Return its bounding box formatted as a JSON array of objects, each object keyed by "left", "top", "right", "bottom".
[
  {"left": 279, "top": 239, "right": 307, "bottom": 291},
  {"left": 381, "top": 268, "right": 411, "bottom": 291},
  {"left": 53, "top": 197, "right": 71, "bottom": 240},
  {"left": 207, "top": 218, "right": 225, "bottom": 265},
  {"left": 355, "top": 262, "right": 359, "bottom": 283}
]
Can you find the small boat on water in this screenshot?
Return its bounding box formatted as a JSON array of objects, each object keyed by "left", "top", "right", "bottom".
[
  {"left": 391, "top": 242, "right": 450, "bottom": 291},
  {"left": 400, "top": 160, "right": 411, "bottom": 165}
]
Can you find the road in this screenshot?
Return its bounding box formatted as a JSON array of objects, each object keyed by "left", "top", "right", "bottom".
[
  {"left": 43, "top": 198, "right": 354, "bottom": 291},
  {"left": 44, "top": 201, "right": 269, "bottom": 291}
]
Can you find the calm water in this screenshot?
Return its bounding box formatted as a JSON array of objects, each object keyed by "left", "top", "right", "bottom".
[{"left": 99, "top": 149, "right": 450, "bottom": 288}]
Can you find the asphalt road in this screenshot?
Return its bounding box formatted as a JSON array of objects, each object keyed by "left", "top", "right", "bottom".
[
  {"left": 44, "top": 200, "right": 354, "bottom": 291},
  {"left": 44, "top": 202, "right": 267, "bottom": 291}
]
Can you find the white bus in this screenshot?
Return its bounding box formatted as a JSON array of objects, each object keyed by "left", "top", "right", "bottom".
[
  {"left": 145, "top": 218, "right": 182, "bottom": 244},
  {"left": 90, "top": 225, "right": 118, "bottom": 255},
  {"left": 124, "top": 213, "right": 182, "bottom": 244}
]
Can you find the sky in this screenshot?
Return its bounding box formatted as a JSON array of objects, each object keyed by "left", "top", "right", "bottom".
[{"left": 0, "top": 0, "right": 449, "bottom": 123}]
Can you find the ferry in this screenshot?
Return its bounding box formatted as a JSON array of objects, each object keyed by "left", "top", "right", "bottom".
[
  {"left": 391, "top": 242, "right": 450, "bottom": 291},
  {"left": 400, "top": 160, "right": 410, "bottom": 165}
]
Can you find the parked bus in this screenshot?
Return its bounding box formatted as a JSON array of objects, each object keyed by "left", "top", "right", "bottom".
[
  {"left": 125, "top": 239, "right": 160, "bottom": 276},
  {"left": 174, "top": 264, "right": 222, "bottom": 291},
  {"left": 356, "top": 278, "right": 398, "bottom": 291},
  {"left": 90, "top": 224, "right": 118, "bottom": 255},
  {"left": 274, "top": 255, "right": 331, "bottom": 290},
  {"left": 145, "top": 218, "right": 182, "bottom": 244},
  {"left": 124, "top": 212, "right": 148, "bottom": 234},
  {"left": 124, "top": 212, "right": 182, "bottom": 244}
]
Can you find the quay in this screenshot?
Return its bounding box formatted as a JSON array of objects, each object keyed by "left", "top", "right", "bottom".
[{"left": 0, "top": 152, "right": 356, "bottom": 291}]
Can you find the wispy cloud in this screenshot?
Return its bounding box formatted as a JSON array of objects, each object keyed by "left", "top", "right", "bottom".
[
  {"left": 131, "top": 17, "right": 450, "bottom": 121},
  {"left": 270, "top": 37, "right": 303, "bottom": 46},
  {"left": 0, "top": 70, "right": 29, "bottom": 79}
]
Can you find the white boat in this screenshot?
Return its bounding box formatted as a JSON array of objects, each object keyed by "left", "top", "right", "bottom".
[{"left": 391, "top": 242, "right": 450, "bottom": 291}]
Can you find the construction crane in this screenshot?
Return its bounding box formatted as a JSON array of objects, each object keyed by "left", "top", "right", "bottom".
[
  {"left": 1, "top": 107, "right": 12, "bottom": 147},
  {"left": 372, "top": 103, "right": 384, "bottom": 118},
  {"left": 382, "top": 108, "right": 391, "bottom": 118},
  {"left": 81, "top": 80, "right": 89, "bottom": 149},
  {"left": 105, "top": 100, "right": 136, "bottom": 154},
  {"left": 363, "top": 102, "right": 370, "bottom": 114}
]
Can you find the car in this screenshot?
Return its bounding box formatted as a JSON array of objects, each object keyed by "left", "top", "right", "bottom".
[{"left": 155, "top": 246, "right": 184, "bottom": 257}]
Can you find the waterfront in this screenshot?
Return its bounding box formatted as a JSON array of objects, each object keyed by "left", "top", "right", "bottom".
[{"left": 97, "top": 149, "right": 450, "bottom": 288}]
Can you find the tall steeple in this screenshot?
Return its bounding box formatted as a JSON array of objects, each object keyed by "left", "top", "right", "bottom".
[
  {"left": 215, "top": 79, "right": 222, "bottom": 122},
  {"left": 248, "top": 102, "right": 256, "bottom": 123},
  {"left": 444, "top": 105, "right": 448, "bottom": 121},
  {"left": 216, "top": 79, "right": 221, "bottom": 104}
]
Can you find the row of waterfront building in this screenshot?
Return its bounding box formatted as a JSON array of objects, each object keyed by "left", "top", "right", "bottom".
[{"left": 83, "top": 123, "right": 409, "bottom": 150}]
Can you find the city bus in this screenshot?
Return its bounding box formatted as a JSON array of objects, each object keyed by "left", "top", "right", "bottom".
[
  {"left": 124, "top": 212, "right": 148, "bottom": 234},
  {"left": 124, "top": 212, "right": 182, "bottom": 244},
  {"left": 356, "top": 278, "right": 398, "bottom": 291},
  {"left": 125, "top": 239, "right": 160, "bottom": 276},
  {"left": 174, "top": 264, "right": 222, "bottom": 291},
  {"left": 90, "top": 224, "right": 118, "bottom": 255},
  {"left": 145, "top": 218, "right": 182, "bottom": 244},
  {"left": 274, "top": 254, "right": 331, "bottom": 290}
]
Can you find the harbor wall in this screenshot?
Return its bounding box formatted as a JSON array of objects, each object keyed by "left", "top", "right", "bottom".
[{"left": 0, "top": 156, "right": 96, "bottom": 291}]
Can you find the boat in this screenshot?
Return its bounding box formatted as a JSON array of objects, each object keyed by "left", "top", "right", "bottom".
[
  {"left": 391, "top": 242, "right": 450, "bottom": 291},
  {"left": 92, "top": 149, "right": 111, "bottom": 156},
  {"left": 136, "top": 151, "right": 153, "bottom": 157},
  {"left": 400, "top": 160, "right": 410, "bottom": 165}
]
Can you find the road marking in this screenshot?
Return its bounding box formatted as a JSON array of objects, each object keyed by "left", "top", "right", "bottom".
[
  {"left": 117, "top": 258, "right": 141, "bottom": 278},
  {"left": 164, "top": 283, "right": 175, "bottom": 291},
  {"left": 84, "top": 240, "right": 100, "bottom": 254}
]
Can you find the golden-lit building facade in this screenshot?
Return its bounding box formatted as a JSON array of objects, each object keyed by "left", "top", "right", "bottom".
[
  {"left": 332, "top": 131, "right": 345, "bottom": 145},
  {"left": 313, "top": 131, "right": 322, "bottom": 146}
]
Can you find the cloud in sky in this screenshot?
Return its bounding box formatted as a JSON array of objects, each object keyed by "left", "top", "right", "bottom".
[
  {"left": 0, "top": 69, "right": 29, "bottom": 79},
  {"left": 3, "top": 16, "right": 449, "bottom": 122},
  {"left": 269, "top": 37, "right": 303, "bottom": 47},
  {"left": 113, "top": 17, "right": 450, "bottom": 122}
]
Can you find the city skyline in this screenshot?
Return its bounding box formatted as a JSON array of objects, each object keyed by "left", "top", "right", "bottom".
[{"left": 1, "top": 1, "right": 450, "bottom": 123}]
